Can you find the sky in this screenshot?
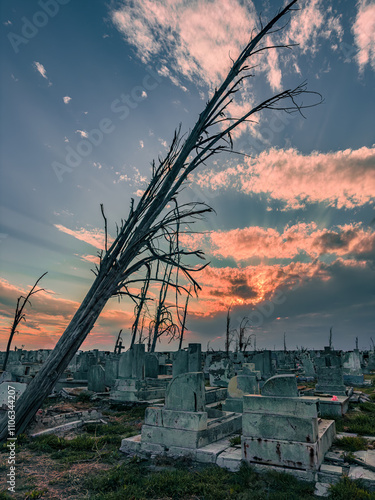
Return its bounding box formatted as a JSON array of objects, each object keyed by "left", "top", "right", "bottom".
[{"left": 0, "top": 0, "right": 374, "bottom": 353}]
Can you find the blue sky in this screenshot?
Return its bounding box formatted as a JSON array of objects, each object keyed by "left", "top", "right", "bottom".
[{"left": 0, "top": 0, "right": 374, "bottom": 352}]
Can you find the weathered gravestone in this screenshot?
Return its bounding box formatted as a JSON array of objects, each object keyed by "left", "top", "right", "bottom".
[
  {"left": 261, "top": 373, "right": 299, "bottom": 397},
  {"left": 111, "top": 344, "right": 167, "bottom": 402},
  {"left": 172, "top": 344, "right": 202, "bottom": 378},
  {"left": 315, "top": 348, "right": 347, "bottom": 396},
  {"left": 104, "top": 355, "right": 119, "bottom": 387},
  {"left": 120, "top": 371, "right": 242, "bottom": 456},
  {"left": 88, "top": 365, "right": 106, "bottom": 392},
  {"left": 223, "top": 363, "right": 260, "bottom": 413},
  {"left": 342, "top": 350, "right": 364, "bottom": 385},
  {"left": 242, "top": 374, "right": 336, "bottom": 473},
  {"left": 145, "top": 354, "right": 159, "bottom": 379}
]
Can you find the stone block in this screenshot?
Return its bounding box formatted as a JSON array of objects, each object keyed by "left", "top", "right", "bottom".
[
  {"left": 243, "top": 413, "right": 318, "bottom": 443},
  {"left": 196, "top": 439, "right": 231, "bottom": 464},
  {"left": 243, "top": 395, "right": 319, "bottom": 418},
  {"left": 216, "top": 447, "right": 242, "bottom": 471},
  {"left": 222, "top": 398, "right": 243, "bottom": 413},
  {"left": 145, "top": 407, "right": 208, "bottom": 431},
  {"left": 119, "top": 434, "right": 141, "bottom": 454}
]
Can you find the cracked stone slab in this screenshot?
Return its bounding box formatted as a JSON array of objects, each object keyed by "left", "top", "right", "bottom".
[{"left": 314, "top": 482, "right": 330, "bottom": 497}]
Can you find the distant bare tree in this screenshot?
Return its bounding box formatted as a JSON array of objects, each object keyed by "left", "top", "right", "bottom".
[
  {"left": 0, "top": 0, "right": 322, "bottom": 441},
  {"left": 2, "top": 273, "right": 47, "bottom": 372},
  {"left": 235, "top": 317, "right": 255, "bottom": 352},
  {"left": 178, "top": 289, "right": 190, "bottom": 350}
]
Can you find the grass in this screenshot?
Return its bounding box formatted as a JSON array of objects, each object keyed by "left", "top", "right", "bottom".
[
  {"left": 76, "top": 390, "right": 92, "bottom": 402},
  {"left": 229, "top": 435, "right": 241, "bottom": 446},
  {"left": 16, "top": 418, "right": 139, "bottom": 465},
  {"left": 333, "top": 400, "right": 375, "bottom": 436},
  {"left": 328, "top": 477, "right": 375, "bottom": 499},
  {"left": 84, "top": 461, "right": 317, "bottom": 500},
  {"left": 334, "top": 436, "right": 369, "bottom": 452}
]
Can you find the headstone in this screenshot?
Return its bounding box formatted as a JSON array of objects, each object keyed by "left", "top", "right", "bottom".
[
  {"left": 261, "top": 374, "right": 298, "bottom": 397},
  {"left": 315, "top": 350, "right": 346, "bottom": 396},
  {"left": 88, "top": 365, "right": 106, "bottom": 392},
  {"left": 342, "top": 350, "right": 364, "bottom": 385},
  {"left": 165, "top": 372, "right": 206, "bottom": 412},
  {"left": 118, "top": 344, "right": 145, "bottom": 380},
  {"left": 188, "top": 343, "right": 202, "bottom": 372},
  {"left": 145, "top": 354, "right": 159, "bottom": 379},
  {"left": 104, "top": 356, "right": 119, "bottom": 387},
  {"left": 122, "top": 372, "right": 242, "bottom": 454},
  {"left": 228, "top": 375, "right": 259, "bottom": 398},
  {"left": 172, "top": 350, "right": 188, "bottom": 378}
]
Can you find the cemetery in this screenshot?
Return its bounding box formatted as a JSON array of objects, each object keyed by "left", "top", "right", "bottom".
[{"left": 1, "top": 343, "right": 375, "bottom": 498}]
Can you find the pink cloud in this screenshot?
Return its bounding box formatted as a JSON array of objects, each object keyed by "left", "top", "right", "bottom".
[
  {"left": 194, "top": 146, "right": 375, "bottom": 209},
  {"left": 284, "top": 0, "right": 342, "bottom": 54},
  {"left": 182, "top": 223, "right": 375, "bottom": 263},
  {"left": 111, "top": 0, "right": 257, "bottom": 89},
  {"left": 352, "top": 0, "right": 375, "bottom": 72},
  {"left": 77, "top": 254, "right": 100, "bottom": 264},
  {"left": 54, "top": 224, "right": 114, "bottom": 249}
]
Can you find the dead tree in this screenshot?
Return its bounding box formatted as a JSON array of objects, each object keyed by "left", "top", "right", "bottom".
[
  {"left": 0, "top": 0, "right": 322, "bottom": 441},
  {"left": 2, "top": 273, "right": 47, "bottom": 372},
  {"left": 329, "top": 326, "right": 333, "bottom": 349},
  {"left": 149, "top": 261, "right": 179, "bottom": 352},
  {"left": 114, "top": 329, "right": 125, "bottom": 354},
  {"left": 178, "top": 289, "right": 190, "bottom": 350},
  {"left": 130, "top": 265, "right": 151, "bottom": 348},
  {"left": 225, "top": 308, "right": 236, "bottom": 355}
]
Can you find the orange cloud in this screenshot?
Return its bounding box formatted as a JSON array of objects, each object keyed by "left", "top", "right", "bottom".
[
  {"left": 182, "top": 223, "right": 375, "bottom": 262},
  {"left": 54, "top": 224, "right": 114, "bottom": 249},
  {"left": 0, "top": 278, "right": 134, "bottom": 351},
  {"left": 194, "top": 146, "right": 375, "bottom": 209},
  {"left": 187, "top": 260, "right": 330, "bottom": 317}
]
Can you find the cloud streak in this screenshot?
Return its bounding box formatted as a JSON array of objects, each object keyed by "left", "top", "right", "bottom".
[
  {"left": 194, "top": 146, "right": 375, "bottom": 209},
  {"left": 34, "top": 61, "right": 48, "bottom": 79},
  {"left": 352, "top": 0, "right": 375, "bottom": 72},
  {"left": 54, "top": 224, "right": 114, "bottom": 250}
]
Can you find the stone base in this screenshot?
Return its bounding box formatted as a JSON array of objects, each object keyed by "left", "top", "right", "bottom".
[
  {"left": 222, "top": 398, "right": 243, "bottom": 413},
  {"left": 110, "top": 378, "right": 166, "bottom": 402},
  {"left": 242, "top": 419, "right": 336, "bottom": 471},
  {"left": 205, "top": 387, "right": 227, "bottom": 404},
  {"left": 317, "top": 396, "right": 349, "bottom": 417},
  {"left": 141, "top": 409, "right": 242, "bottom": 449}
]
